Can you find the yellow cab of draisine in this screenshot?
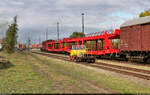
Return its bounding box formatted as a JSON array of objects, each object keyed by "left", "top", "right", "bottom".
[{"left": 70, "top": 45, "right": 87, "bottom": 57}]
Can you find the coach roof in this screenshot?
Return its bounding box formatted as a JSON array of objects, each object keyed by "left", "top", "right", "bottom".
[{"left": 121, "top": 16, "right": 150, "bottom": 27}]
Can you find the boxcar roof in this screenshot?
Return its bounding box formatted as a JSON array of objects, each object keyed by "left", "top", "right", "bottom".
[{"left": 121, "top": 16, "right": 150, "bottom": 27}]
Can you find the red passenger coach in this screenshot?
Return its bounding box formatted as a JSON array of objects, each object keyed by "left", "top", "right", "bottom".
[{"left": 42, "top": 29, "right": 120, "bottom": 56}]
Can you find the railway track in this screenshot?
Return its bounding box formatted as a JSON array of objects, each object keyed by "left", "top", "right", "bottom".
[
  {"left": 100, "top": 58, "right": 150, "bottom": 66},
  {"left": 31, "top": 51, "right": 150, "bottom": 80}
]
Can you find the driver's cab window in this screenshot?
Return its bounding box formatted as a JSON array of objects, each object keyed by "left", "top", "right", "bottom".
[
  {"left": 72, "top": 45, "right": 86, "bottom": 50},
  {"left": 72, "top": 45, "right": 76, "bottom": 50}
]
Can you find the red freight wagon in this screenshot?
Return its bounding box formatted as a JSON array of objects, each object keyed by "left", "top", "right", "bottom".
[
  {"left": 120, "top": 16, "right": 150, "bottom": 62},
  {"left": 120, "top": 25, "right": 141, "bottom": 51},
  {"left": 120, "top": 16, "right": 150, "bottom": 51},
  {"left": 141, "top": 24, "right": 150, "bottom": 51}
]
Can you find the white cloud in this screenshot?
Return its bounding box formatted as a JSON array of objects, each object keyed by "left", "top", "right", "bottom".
[
  {"left": 0, "top": 20, "right": 8, "bottom": 28},
  {"left": 0, "top": 0, "right": 150, "bottom": 43},
  {"left": 11, "top": 1, "right": 24, "bottom": 6}
]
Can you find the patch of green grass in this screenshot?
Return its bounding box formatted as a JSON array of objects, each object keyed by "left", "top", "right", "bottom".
[
  {"left": 31, "top": 53, "right": 150, "bottom": 93},
  {"left": 0, "top": 51, "right": 56, "bottom": 93},
  {"left": 28, "top": 53, "right": 102, "bottom": 93},
  {"left": 1, "top": 50, "right": 150, "bottom": 93}
]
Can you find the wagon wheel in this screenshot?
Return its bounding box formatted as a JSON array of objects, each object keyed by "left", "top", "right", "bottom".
[
  {"left": 90, "top": 59, "right": 95, "bottom": 63},
  {"left": 146, "top": 57, "right": 150, "bottom": 63},
  {"left": 87, "top": 59, "right": 90, "bottom": 63},
  {"left": 74, "top": 57, "right": 79, "bottom": 62},
  {"left": 87, "top": 59, "right": 95, "bottom": 63},
  {"left": 74, "top": 58, "right": 77, "bottom": 62}
]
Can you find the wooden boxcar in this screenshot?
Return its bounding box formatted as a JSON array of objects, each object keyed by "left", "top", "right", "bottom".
[{"left": 120, "top": 16, "right": 150, "bottom": 62}]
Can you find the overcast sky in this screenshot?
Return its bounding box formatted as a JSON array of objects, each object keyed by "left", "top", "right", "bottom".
[{"left": 0, "top": 0, "right": 149, "bottom": 44}]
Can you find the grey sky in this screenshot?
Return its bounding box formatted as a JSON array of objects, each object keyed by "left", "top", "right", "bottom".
[{"left": 0, "top": 0, "right": 149, "bottom": 44}]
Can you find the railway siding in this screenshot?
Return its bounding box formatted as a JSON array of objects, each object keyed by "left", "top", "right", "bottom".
[
  {"left": 90, "top": 64, "right": 150, "bottom": 80},
  {"left": 94, "top": 62, "right": 150, "bottom": 75},
  {"left": 31, "top": 52, "right": 150, "bottom": 93},
  {"left": 97, "top": 59, "right": 150, "bottom": 71},
  {"left": 31, "top": 51, "right": 150, "bottom": 80},
  {"left": 32, "top": 50, "right": 150, "bottom": 71}
]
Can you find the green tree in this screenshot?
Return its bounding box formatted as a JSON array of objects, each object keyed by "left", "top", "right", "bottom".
[
  {"left": 70, "top": 31, "right": 85, "bottom": 38},
  {"left": 3, "top": 16, "right": 18, "bottom": 53},
  {"left": 139, "top": 9, "right": 150, "bottom": 17}
]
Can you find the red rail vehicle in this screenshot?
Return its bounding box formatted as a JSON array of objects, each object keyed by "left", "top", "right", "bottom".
[
  {"left": 41, "top": 16, "right": 150, "bottom": 63},
  {"left": 41, "top": 29, "right": 120, "bottom": 56},
  {"left": 32, "top": 44, "right": 42, "bottom": 49},
  {"left": 120, "top": 16, "right": 150, "bottom": 62}
]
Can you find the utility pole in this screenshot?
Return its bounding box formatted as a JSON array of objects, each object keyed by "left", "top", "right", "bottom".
[
  {"left": 57, "top": 22, "right": 59, "bottom": 40},
  {"left": 81, "top": 13, "right": 85, "bottom": 34},
  {"left": 45, "top": 31, "right": 46, "bottom": 40},
  {"left": 27, "top": 36, "right": 30, "bottom": 52},
  {"left": 46, "top": 28, "right": 48, "bottom": 40},
  {"left": 47, "top": 27, "right": 48, "bottom": 40}
]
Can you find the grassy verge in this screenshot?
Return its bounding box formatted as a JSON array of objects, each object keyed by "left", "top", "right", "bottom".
[
  {"left": 0, "top": 51, "right": 55, "bottom": 93},
  {"left": 28, "top": 52, "right": 108, "bottom": 93},
  {"left": 1, "top": 51, "right": 150, "bottom": 93},
  {"left": 30, "top": 53, "right": 150, "bottom": 93}
]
